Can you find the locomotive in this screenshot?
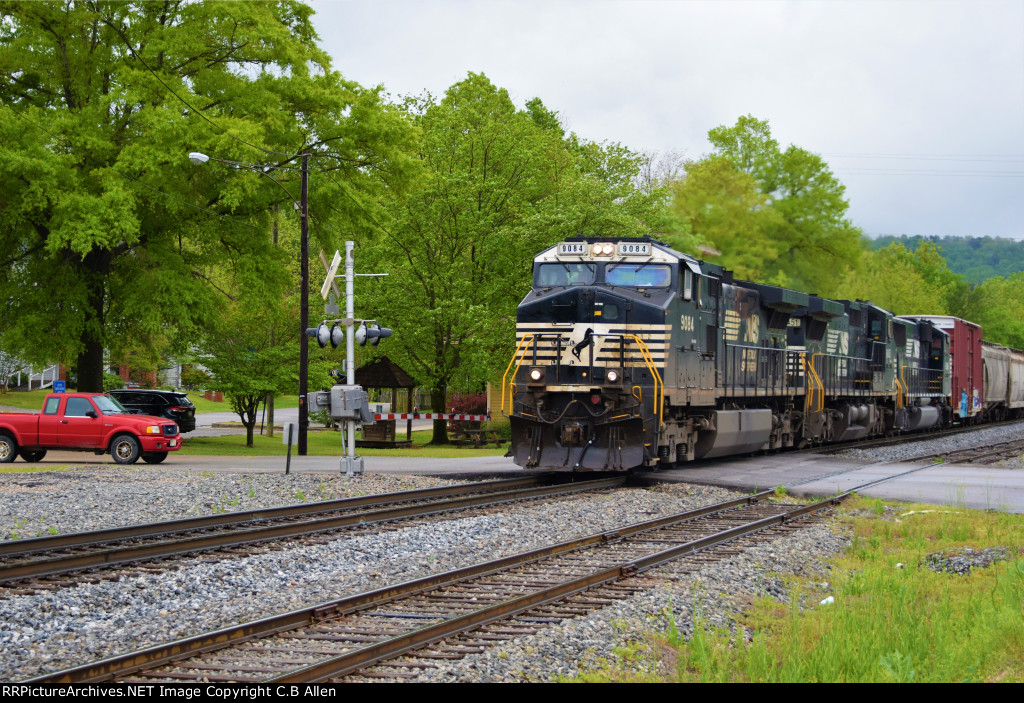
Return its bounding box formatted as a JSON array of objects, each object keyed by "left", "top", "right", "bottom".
[{"left": 501, "top": 235, "right": 1024, "bottom": 471}]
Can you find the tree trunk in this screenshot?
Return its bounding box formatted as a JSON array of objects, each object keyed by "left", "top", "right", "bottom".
[
  {"left": 76, "top": 249, "right": 110, "bottom": 392},
  {"left": 429, "top": 383, "right": 449, "bottom": 445}
]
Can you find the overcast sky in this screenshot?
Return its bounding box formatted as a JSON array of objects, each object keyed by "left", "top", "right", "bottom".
[{"left": 309, "top": 0, "right": 1024, "bottom": 240}]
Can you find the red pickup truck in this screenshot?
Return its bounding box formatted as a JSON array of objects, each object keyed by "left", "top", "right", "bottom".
[{"left": 0, "top": 392, "right": 183, "bottom": 465}]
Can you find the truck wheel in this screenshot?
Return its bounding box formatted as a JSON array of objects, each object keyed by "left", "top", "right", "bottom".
[
  {"left": 19, "top": 450, "right": 47, "bottom": 463},
  {"left": 0, "top": 434, "right": 15, "bottom": 464},
  {"left": 141, "top": 452, "right": 167, "bottom": 464},
  {"left": 111, "top": 434, "right": 141, "bottom": 464}
]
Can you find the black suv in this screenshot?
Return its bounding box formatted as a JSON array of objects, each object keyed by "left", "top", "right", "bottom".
[{"left": 108, "top": 389, "right": 197, "bottom": 433}]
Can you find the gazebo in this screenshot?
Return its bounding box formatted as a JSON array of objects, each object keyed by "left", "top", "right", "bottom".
[{"left": 353, "top": 356, "right": 417, "bottom": 448}]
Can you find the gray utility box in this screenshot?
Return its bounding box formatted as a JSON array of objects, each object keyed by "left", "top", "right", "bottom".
[
  {"left": 307, "top": 390, "right": 332, "bottom": 414},
  {"left": 330, "top": 385, "right": 375, "bottom": 423}
]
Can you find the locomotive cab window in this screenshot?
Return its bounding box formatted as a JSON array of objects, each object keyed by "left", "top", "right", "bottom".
[
  {"left": 682, "top": 268, "right": 693, "bottom": 300},
  {"left": 536, "top": 262, "right": 597, "bottom": 287},
  {"left": 605, "top": 263, "right": 671, "bottom": 288}
]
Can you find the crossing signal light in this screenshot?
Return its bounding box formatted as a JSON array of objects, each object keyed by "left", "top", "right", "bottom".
[
  {"left": 356, "top": 323, "right": 393, "bottom": 347},
  {"left": 369, "top": 323, "right": 392, "bottom": 347},
  {"left": 312, "top": 321, "right": 393, "bottom": 348},
  {"left": 306, "top": 323, "right": 347, "bottom": 348},
  {"left": 330, "top": 323, "right": 344, "bottom": 348},
  {"left": 306, "top": 323, "right": 331, "bottom": 348}
]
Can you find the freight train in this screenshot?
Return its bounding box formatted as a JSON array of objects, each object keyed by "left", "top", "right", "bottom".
[{"left": 502, "top": 235, "right": 1024, "bottom": 471}]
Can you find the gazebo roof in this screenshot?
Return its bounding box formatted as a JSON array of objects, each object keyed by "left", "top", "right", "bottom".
[{"left": 354, "top": 356, "right": 416, "bottom": 389}]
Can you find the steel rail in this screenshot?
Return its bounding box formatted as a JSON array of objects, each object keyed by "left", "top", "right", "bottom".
[
  {"left": 812, "top": 418, "right": 1024, "bottom": 456},
  {"left": 0, "top": 477, "right": 625, "bottom": 585},
  {"left": 28, "top": 489, "right": 776, "bottom": 683},
  {"left": 0, "top": 476, "right": 548, "bottom": 557},
  {"left": 272, "top": 493, "right": 846, "bottom": 682}
]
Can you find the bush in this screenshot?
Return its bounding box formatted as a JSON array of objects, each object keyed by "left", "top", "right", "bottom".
[
  {"left": 102, "top": 372, "right": 125, "bottom": 391},
  {"left": 180, "top": 365, "right": 212, "bottom": 391},
  {"left": 485, "top": 417, "right": 512, "bottom": 440},
  {"left": 448, "top": 391, "right": 487, "bottom": 413},
  {"left": 447, "top": 391, "right": 487, "bottom": 432},
  {"left": 128, "top": 366, "right": 156, "bottom": 389},
  {"left": 309, "top": 408, "right": 336, "bottom": 429}
]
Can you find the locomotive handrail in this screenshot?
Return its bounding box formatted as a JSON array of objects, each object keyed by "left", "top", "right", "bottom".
[
  {"left": 811, "top": 353, "right": 826, "bottom": 412},
  {"left": 801, "top": 353, "right": 813, "bottom": 412},
  {"left": 803, "top": 353, "right": 824, "bottom": 414},
  {"left": 502, "top": 334, "right": 536, "bottom": 416},
  {"left": 895, "top": 365, "right": 907, "bottom": 409},
  {"left": 624, "top": 334, "right": 664, "bottom": 427}
]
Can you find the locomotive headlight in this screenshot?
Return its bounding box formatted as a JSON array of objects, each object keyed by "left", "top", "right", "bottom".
[
  {"left": 606, "top": 369, "right": 620, "bottom": 384},
  {"left": 592, "top": 243, "right": 615, "bottom": 256},
  {"left": 529, "top": 367, "right": 544, "bottom": 382}
]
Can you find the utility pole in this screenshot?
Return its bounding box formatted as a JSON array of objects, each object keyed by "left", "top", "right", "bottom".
[
  {"left": 342, "top": 241, "right": 359, "bottom": 475},
  {"left": 298, "top": 153, "right": 310, "bottom": 455}
]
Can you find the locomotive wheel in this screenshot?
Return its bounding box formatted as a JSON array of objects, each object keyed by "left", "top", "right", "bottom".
[
  {"left": 0, "top": 434, "right": 15, "bottom": 463},
  {"left": 19, "top": 449, "right": 47, "bottom": 463},
  {"left": 111, "top": 434, "right": 141, "bottom": 464},
  {"left": 141, "top": 452, "right": 168, "bottom": 464}
]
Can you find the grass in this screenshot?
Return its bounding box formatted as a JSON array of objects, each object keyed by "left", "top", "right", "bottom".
[
  {"left": 178, "top": 428, "right": 508, "bottom": 459},
  {"left": 0, "top": 388, "right": 54, "bottom": 410},
  {"left": 573, "top": 495, "right": 1024, "bottom": 683},
  {"left": 0, "top": 465, "right": 72, "bottom": 473},
  {"left": 186, "top": 393, "right": 299, "bottom": 413},
  {"left": 0, "top": 389, "right": 300, "bottom": 413}
]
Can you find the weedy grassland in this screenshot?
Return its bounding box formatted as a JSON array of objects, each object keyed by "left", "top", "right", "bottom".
[{"left": 575, "top": 496, "right": 1024, "bottom": 683}]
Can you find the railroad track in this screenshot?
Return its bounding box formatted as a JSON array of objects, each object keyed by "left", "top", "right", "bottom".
[
  {"left": 775, "top": 425, "right": 1024, "bottom": 495},
  {"left": 927, "top": 437, "right": 1024, "bottom": 465},
  {"left": 27, "top": 490, "right": 845, "bottom": 683},
  {"left": 0, "top": 475, "right": 624, "bottom": 592},
  {"left": 812, "top": 418, "right": 1024, "bottom": 457}
]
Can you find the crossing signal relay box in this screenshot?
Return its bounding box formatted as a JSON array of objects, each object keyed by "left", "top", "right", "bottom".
[{"left": 308, "top": 385, "right": 375, "bottom": 424}]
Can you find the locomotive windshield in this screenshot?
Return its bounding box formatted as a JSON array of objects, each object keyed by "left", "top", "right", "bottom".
[
  {"left": 536, "top": 262, "right": 597, "bottom": 287},
  {"left": 606, "top": 263, "right": 671, "bottom": 288}
]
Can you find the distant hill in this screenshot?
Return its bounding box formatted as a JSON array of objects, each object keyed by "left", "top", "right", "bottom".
[{"left": 869, "top": 235, "right": 1024, "bottom": 285}]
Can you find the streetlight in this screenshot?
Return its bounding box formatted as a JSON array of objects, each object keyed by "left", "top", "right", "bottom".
[{"left": 188, "top": 150, "right": 312, "bottom": 456}]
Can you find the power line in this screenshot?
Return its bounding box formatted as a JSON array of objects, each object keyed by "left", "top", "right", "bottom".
[
  {"left": 837, "top": 169, "right": 1024, "bottom": 177},
  {"left": 825, "top": 153, "right": 1024, "bottom": 163}
]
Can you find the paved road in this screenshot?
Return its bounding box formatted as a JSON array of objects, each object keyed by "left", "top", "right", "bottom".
[{"left": 648, "top": 453, "right": 1024, "bottom": 513}]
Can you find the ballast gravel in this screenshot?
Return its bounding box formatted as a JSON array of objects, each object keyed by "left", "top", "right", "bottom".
[
  {"left": 924, "top": 546, "right": 1011, "bottom": 575},
  {"left": 0, "top": 466, "right": 845, "bottom": 682},
  {"left": 835, "top": 420, "right": 1024, "bottom": 464}
]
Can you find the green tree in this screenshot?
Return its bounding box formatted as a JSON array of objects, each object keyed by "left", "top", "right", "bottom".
[
  {"left": 0, "top": 1, "right": 412, "bottom": 391},
  {"left": 365, "top": 73, "right": 665, "bottom": 442},
  {"left": 705, "top": 115, "right": 863, "bottom": 294},
  {"left": 969, "top": 274, "right": 1024, "bottom": 349},
  {"left": 838, "top": 241, "right": 976, "bottom": 319},
  {"left": 837, "top": 243, "right": 946, "bottom": 315},
  {"left": 668, "top": 156, "right": 780, "bottom": 280},
  {"left": 201, "top": 294, "right": 297, "bottom": 448}
]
